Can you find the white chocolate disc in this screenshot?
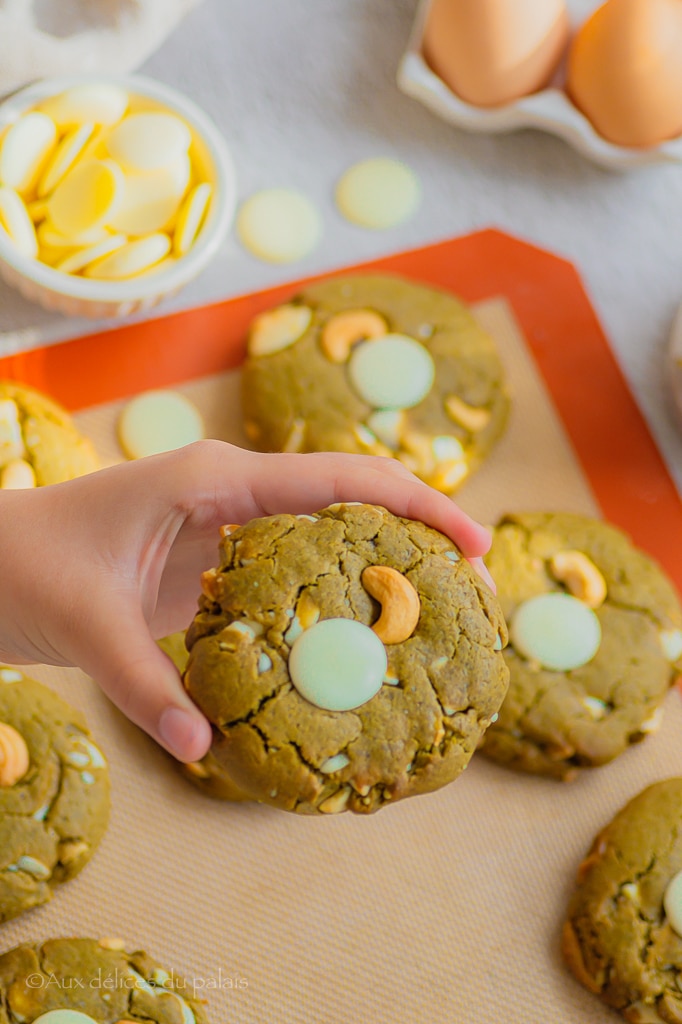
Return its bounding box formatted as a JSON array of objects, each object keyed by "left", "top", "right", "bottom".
[
  {"left": 0, "top": 113, "right": 57, "bottom": 195},
  {"left": 55, "top": 234, "right": 127, "bottom": 275},
  {"left": 236, "top": 188, "right": 321, "bottom": 264},
  {"left": 118, "top": 389, "right": 205, "bottom": 459},
  {"left": 289, "top": 618, "right": 387, "bottom": 711},
  {"left": 664, "top": 870, "right": 682, "bottom": 937},
  {"left": 48, "top": 159, "right": 124, "bottom": 238},
  {"left": 510, "top": 593, "right": 602, "bottom": 672},
  {"left": 106, "top": 112, "right": 191, "bottom": 173},
  {"left": 39, "top": 84, "right": 129, "bottom": 129},
  {"left": 109, "top": 157, "right": 191, "bottom": 236},
  {"left": 0, "top": 187, "right": 38, "bottom": 259},
  {"left": 174, "top": 182, "right": 212, "bottom": 256},
  {"left": 335, "top": 157, "right": 421, "bottom": 230},
  {"left": 348, "top": 334, "right": 435, "bottom": 409},
  {"left": 37, "top": 123, "right": 93, "bottom": 198},
  {"left": 85, "top": 233, "right": 171, "bottom": 280},
  {"left": 38, "top": 220, "right": 110, "bottom": 250},
  {"left": 33, "top": 1013, "right": 100, "bottom": 1024}
]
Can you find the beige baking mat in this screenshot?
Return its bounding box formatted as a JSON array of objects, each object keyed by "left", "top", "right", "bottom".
[{"left": 3, "top": 298, "right": 680, "bottom": 1024}]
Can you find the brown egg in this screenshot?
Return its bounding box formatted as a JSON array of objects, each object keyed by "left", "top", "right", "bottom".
[
  {"left": 567, "top": 0, "right": 682, "bottom": 148},
  {"left": 422, "top": 0, "right": 570, "bottom": 108}
]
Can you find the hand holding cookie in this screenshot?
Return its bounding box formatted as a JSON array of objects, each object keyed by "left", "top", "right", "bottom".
[{"left": 0, "top": 440, "right": 492, "bottom": 765}]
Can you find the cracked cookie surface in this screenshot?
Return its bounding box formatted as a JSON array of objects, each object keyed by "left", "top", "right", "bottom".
[
  {"left": 480, "top": 512, "right": 682, "bottom": 780},
  {"left": 0, "top": 937, "right": 209, "bottom": 1023},
  {"left": 563, "top": 779, "right": 682, "bottom": 1023},
  {"left": 183, "top": 503, "right": 509, "bottom": 814},
  {"left": 0, "top": 670, "right": 110, "bottom": 922},
  {"left": 241, "top": 274, "right": 510, "bottom": 493},
  {"left": 0, "top": 381, "right": 98, "bottom": 486}
]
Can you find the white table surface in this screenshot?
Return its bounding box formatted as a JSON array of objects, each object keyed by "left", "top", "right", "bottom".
[{"left": 1, "top": 0, "right": 682, "bottom": 492}]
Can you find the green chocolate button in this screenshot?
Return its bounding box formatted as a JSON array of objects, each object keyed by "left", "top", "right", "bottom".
[
  {"left": 289, "top": 618, "right": 387, "bottom": 711},
  {"left": 510, "top": 593, "right": 601, "bottom": 672},
  {"left": 348, "top": 334, "right": 435, "bottom": 409},
  {"left": 33, "top": 1013, "right": 100, "bottom": 1024}
]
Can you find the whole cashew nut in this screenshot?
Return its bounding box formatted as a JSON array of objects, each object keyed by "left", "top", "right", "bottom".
[
  {"left": 320, "top": 309, "right": 388, "bottom": 363},
  {"left": 248, "top": 304, "right": 312, "bottom": 357},
  {"left": 444, "top": 394, "right": 492, "bottom": 433},
  {"left": 0, "top": 721, "right": 29, "bottom": 787},
  {"left": 361, "top": 565, "right": 421, "bottom": 645},
  {"left": 549, "top": 550, "right": 607, "bottom": 609}
]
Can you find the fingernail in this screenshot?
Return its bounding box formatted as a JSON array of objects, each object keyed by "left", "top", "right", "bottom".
[
  {"left": 469, "top": 556, "right": 496, "bottom": 594},
  {"left": 159, "top": 706, "right": 210, "bottom": 762}
]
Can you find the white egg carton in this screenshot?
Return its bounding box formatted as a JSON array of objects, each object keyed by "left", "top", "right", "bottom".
[
  {"left": 669, "top": 304, "right": 682, "bottom": 429},
  {"left": 397, "top": 0, "right": 682, "bottom": 171}
]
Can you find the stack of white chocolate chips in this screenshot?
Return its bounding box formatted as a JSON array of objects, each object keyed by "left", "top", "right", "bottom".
[{"left": 0, "top": 84, "right": 212, "bottom": 280}]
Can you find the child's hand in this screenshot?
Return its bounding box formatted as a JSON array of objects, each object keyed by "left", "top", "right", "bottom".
[{"left": 0, "top": 441, "right": 492, "bottom": 763}]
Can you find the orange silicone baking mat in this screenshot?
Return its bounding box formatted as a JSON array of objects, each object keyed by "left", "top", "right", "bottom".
[{"left": 1, "top": 229, "right": 681, "bottom": 1024}]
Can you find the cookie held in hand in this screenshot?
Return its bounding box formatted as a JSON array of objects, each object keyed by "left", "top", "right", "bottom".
[{"left": 181, "top": 503, "right": 509, "bottom": 814}]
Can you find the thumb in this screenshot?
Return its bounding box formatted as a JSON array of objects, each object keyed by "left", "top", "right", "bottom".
[{"left": 73, "top": 600, "right": 211, "bottom": 763}]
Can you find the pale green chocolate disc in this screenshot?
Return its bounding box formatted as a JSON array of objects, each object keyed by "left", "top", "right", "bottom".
[
  {"left": 33, "top": 1012, "right": 100, "bottom": 1024},
  {"left": 335, "top": 157, "right": 421, "bottom": 229},
  {"left": 289, "top": 618, "right": 387, "bottom": 711},
  {"left": 665, "top": 870, "right": 682, "bottom": 938},
  {"left": 510, "top": 593, "right": 601, "bottom": 672},
  {"left": 237, "top": 188, "right": 321, "bottom": 264},
  {"left": 349, "top": 334, "right": 435, "bottom": 409}
]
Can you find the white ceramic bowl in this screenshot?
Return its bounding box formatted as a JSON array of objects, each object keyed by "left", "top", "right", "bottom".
[
  {"left": 0, "top": 73, "right": 237, "bottom": 318},
  {"left": 397, "top": 0, "right": 682, "bottom": 172}
]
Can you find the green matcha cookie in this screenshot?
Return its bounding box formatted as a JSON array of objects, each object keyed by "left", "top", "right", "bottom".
[
  {"left": 0, "top": 670, "right": 110, "bottom": 923},
  {"left": 183, "top": 503, "right": 509, "bottom": 814},
  {"left": 241, "top": 274, "right": 510, "bottom": 493},
  {"left": 480, "top": 512, "right": 682, "bottom": 780},
  {"left": 158, "top": 633, "right": 251, "bottom": 801},
  {"left": 563, "top": 779, "right": 682, "bottom": 1023},
  {"left": 0, "top": 937, "right": 209, "bottom": 1023},
  {"left": 0, "top": 380, "right": 98, "bottom": 488}
]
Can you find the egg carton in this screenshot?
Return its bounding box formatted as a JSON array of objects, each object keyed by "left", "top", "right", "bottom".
[
  {"left": 397, "top": 0, "right": 682, "bottom": 172},
  {"left": 669, "top": 304, "right": 682, "bottom": 431}
]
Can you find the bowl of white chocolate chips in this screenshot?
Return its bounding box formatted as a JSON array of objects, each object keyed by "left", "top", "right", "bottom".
[{"left": 0, "top": 73, "right": 236, "bottom": 318}]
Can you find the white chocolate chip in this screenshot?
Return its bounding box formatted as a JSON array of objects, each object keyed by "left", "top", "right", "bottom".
[
  {"left": 366, "top": 409, "right": 404, "bottom": 449},
  {"left": 582, "top": 696, "right": 608, "bottom": 720},
  {"left": 289, "top": 618, "right": 387, "bottom": 711},
  {"left": 349, "top": 334, "right": 435, "bottom": 410},
  {"left": 15, "top": 855, "right": 51, "bottom": 879},
  {"left": 32, "top": 1013, "right": 100, "bottom": 1024},
  {"left": 660, "top": 629, "right": 682, "bottom": 662},
  {"left": 117, "top": 390, "right": 204, "bottom": 459},
  {"left": 444, "top": 550, "right": 460, "bottom": 563},
  {"left": 257, "top": 652, "right": 272, "bottom": 674},
  {"left": 282, "top": 418, "right": 306, "bottom": 454},
  {"left": 665, "top": 871, "right": 682, "bottom": 938},
  {"left": 0, "top": 400, "right": 25, "bottom": 465},
  {"left": 621, "top": 882, "right": 640, "bottom": 902},
  {"left": 66, "top": 751, "right": 90, "bottom": 768},
  {"left": 0, "top": 669, "right": 22, "bottom": 683},
  {"left": 639, "top": 706, "right": 664, "bottom": 735},
  {"left": 510, "top": 593, "right": 602, "bottom": 672},
  {"left": 248, "top": 304, "right": 312, "bottom": 357},
  {"left": 335, "top": 157, "right": 420, "bottom": 230},
  {"left": 319, "top": 753, "right": 350, "bottom": 773},
  {"left": 432, "top": 435, "right": 466, "bottom": 463}
]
